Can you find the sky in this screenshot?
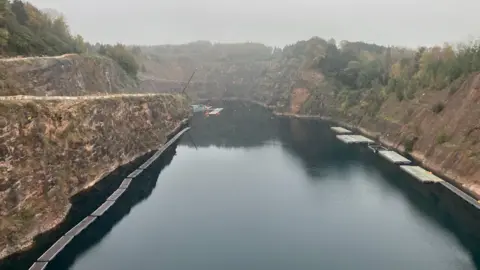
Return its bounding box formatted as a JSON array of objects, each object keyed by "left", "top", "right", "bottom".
[{"left": 29, "top": 0, "right": 479, "bottom": 48}]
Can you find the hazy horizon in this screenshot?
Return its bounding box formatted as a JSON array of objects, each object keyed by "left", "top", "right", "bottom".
[{"left": 29, "top": 0, "right": 479, "bottom": 48}]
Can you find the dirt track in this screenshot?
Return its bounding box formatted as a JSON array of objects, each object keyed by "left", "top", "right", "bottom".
[{"left": 0, "top": 93, "right": 175, "bottom": 101}]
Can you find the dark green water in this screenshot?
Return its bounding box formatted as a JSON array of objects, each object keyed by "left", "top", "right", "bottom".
[{"left": 46, "top": 101, "right": 480, "bottom": 270}]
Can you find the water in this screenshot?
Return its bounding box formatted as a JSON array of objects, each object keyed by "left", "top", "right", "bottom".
[{"left": 47, "top": 102, "right": 480, "bottom": 270}]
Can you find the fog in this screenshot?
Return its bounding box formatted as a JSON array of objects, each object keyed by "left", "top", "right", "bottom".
[{"left": 29, "top": 0, "right": 479, "bottom": 48}]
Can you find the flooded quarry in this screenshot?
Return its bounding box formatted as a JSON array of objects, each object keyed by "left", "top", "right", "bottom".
[{"left": 8, "top": 101, "right": 480, "bottom": 270}]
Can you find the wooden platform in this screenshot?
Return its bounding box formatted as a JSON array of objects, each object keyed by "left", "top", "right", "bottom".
[
  {"left": 37, "top": 236, "right": 74, "bottom": 262},
  {"left": 91, "top": 200, "right": 116, "bottom": 216},
  {"left": 65, "top": 216, "right": 97, "bottom": 237},
  {"left": 106, "top": 188, "right": 126, "bottom": 201},
  {"left": 29, "top": 262, "right": 48, "bottom": 270},
  {"left": 441, "top": 182, "right": 480, "bottom": 210},
  {"left": 378, "top": 150, "right": 411, "bottom": 164},
  {"left": 337, "top": 134, "right": 374, "bottom": 144},
  {"left": 400, "top": 165, "right": 444, "bottom": 183},
  {"left": 331, "top": 127, "right": 352, "bottom": 134}
]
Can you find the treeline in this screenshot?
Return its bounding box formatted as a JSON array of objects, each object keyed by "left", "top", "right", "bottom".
[
  {"left": 296, "top": 37, "right": 480, "bottom": 113},
  {"left": 0, "top": 0, "right": 85, "bottom": 55},
  {"left": 0, "top": 0, "right": 139, "bottom": 78},
  {"left": 142, "top": 41, "right": 274, "bottom": 62}
]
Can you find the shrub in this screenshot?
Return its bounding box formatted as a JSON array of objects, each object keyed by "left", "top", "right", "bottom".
[
  {"left": 431, "top": 102, "right": 445, "bottom": 114},
  {"left": 436, "top": 132, "right": 449, "bottom": 144},
  {"left": 98, "top": 44, "right": 139, "bottom": 78},
  {"left": 403, "top": 136, "right": 418, "bottom": 152}
]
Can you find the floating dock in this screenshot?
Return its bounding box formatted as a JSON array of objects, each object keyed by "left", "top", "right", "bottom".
[
  {"left": 337, "top": 134, "right": 374, "bottom": 144},
  {"left": 139, "top": 158, "right": 155, "bottom": 169},
  {"left": 106, "top": 188, "right": 126, "bottom": 201},
  {"left": 378, "top": 150, "right": 411, "bottom": 164},
  {"left": 28, "top": 126, "right": 192, "bottom": 269},
  {"left": 208, "top": 108, "right": 223, "bottom": 115},
  {"left": 399, "top": 165, "right": 444, "bottom": 183},
  {"left": 329, "top": 124, "right": 480, "bottom": 213},
  {"left": 441, "top": 182, "right": 480, "bottom": 210},
  {"left": 29, "top": 262, "right": 48, "bottom": 270},
  {"left": 64, "top": 216, "right": 97, "bottom": 237},
  {"left": 37, "top": 236, "right": 74, "bottom": 262},
  {"left": 119, "top": 178, "right": 132, "bottom": 189},
  {"left": 91, "top": 200, "right": 116, "bottom": 217},
  {"left": 127, "top": 169, "right": 143, "bottom": 178},
  {"left": 331, "top": 127, "right": 352, "bottom": 134},
  {"left": 367, "top": 143, "right": 387, "bottom": 153}
]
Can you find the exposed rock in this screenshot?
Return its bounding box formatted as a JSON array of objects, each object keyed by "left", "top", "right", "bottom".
[
  {"left": 0, "top": 54, "right": 137, "bottom": 96},
  {"left": 0, "top": 94, "right": 189, "bottom": 258}
]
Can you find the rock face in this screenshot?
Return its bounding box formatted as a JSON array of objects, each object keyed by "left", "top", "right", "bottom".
[
  {"left": 269, "top": 72, "right": 480, "bottom": 198},
  {"left": 0, "top": 95, "right": 189, "bottom": 258},
  {"left": 0, "top": 54, "right": 137, "bottom": 96},
  {"left": 135, "top": 41, "right": 480, "bottom": 198},
  {"left": 0, "top": 52, "right": 191, "bottom": 259},
  {"left": 354, "top": 74, "right": 480, "bottom": 197}
]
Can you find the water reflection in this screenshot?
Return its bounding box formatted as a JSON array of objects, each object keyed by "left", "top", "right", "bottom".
[
  {"left": 181, "top": 101, "right": 278, "bottom": 149},
  {"left": 0, "top": 146, "right": 176, "bottom": 270},
  {"left": 46, "top": 146, "right": 179, "bottom": 269},
  {"left": 182, "top": 103, "right": 480, "bottom": 269}
]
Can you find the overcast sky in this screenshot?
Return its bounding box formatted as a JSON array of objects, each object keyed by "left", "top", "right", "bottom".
[{"left": 29, "top": 0, "right": 479, "bottom": 48}]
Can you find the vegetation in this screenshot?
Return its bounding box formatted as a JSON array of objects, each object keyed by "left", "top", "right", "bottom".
[
  {"left": 0, "top": 0, "right": 139, "bottom": 78},
  {"left": 2, "top": 0, "right": 479, "bottom": 99},
  {"left": 128, "top": 37, "right": 480, "bottom": 113},
  {"left": 436, "top": 132, "right": 450, "bottom": 144},
  {"left": 403, "top": 136, "right": 418, "bottom": 152},
  {"left": 0, "top": 0, "right": 84, "bottom": 55},
  {"left": 302, "top": 38, "right": 480, "bottom": 112},
  {"left": 432, "top": 102, "right": 445, "bottom": 114},
  {"left": 98, "top": 43, "right": 139, "bottom": 78}
]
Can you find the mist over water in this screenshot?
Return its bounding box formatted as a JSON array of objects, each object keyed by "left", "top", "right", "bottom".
[{"left": 47, "top": 102, "right": 480, "bottom": 270}]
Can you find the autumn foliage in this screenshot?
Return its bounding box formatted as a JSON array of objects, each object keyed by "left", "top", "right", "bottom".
[{"left": 0, "top": 0, "right": 139, "bottom": 78}]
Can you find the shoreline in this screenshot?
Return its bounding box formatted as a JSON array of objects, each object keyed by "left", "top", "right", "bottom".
[
  {"left": 200, "top": 98, "right": 480, "bottom": 203},
  {"left": 0, "top": 120, "right": 190, "bottom": 269},
  {"left": 273, "top": 111, "right": 480, "bottom": 202}
]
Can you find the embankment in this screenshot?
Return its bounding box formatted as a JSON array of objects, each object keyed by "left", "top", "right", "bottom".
[
  {"left": 272, "top": 72, "right": 480, "bottom": 199},
  {"left": 0, "top": 54, "right": 137, "bottom": 96},
  {"left": 0, "top": 93, "right": 190, "bottom": 259}
]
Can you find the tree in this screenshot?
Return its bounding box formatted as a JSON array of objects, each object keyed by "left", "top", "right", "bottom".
[
  {"left": 10, "top": 0, "right": 28, "bottom": 25},
  {"left": 0, "top": 0, "right": 8, "bottom": 48},
  {"left": 72, "top": 34, "right": 86, "bottom": 53},
  {"left": 98, "top": 43, "right": 139, "bottom": 78},
  {"left": 51, "top": 16, "right": 69, "bottom": 40}
]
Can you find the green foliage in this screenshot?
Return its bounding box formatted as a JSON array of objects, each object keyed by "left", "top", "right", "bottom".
[
  {"left": 308, "top": 38, "right": 480, "bottom": 105},
  {"left": 395, "top": 88, "right": 404, "bottom": 101},
  {"left": 436, "top": 132, "right": 450, "bottom": 144},
  {"left": 98, "top": 43, "right": 139, "bottom": 78},
  {"left": 403, "top": 136, "right": 418, "bottom": 152},
  {"left": 0, "top": 1, "right": 86, "bottom": 56},
  {"left": 431, "top": 102, "right": 445, "bottom": 114}
]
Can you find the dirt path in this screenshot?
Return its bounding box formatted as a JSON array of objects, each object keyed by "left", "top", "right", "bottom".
[
  {"left": 0, "top": 93, "right": 175, "bottom": 101},
  {"left": 0, "top": 54, "right": 76, "bottom": 62}
]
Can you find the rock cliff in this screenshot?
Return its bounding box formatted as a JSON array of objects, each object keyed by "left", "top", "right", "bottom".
[
  {"left": 268, "top": 72, "right": 480, "bottom": 198},
  {"left": 0, "top": 53, "right": 190, "bottom": 259},
  {"left": 0, "top": 54, "right": 137, "bottom": 96},
  {"left": 0, "top": 94, "right": 189, "bottom": 259}
]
